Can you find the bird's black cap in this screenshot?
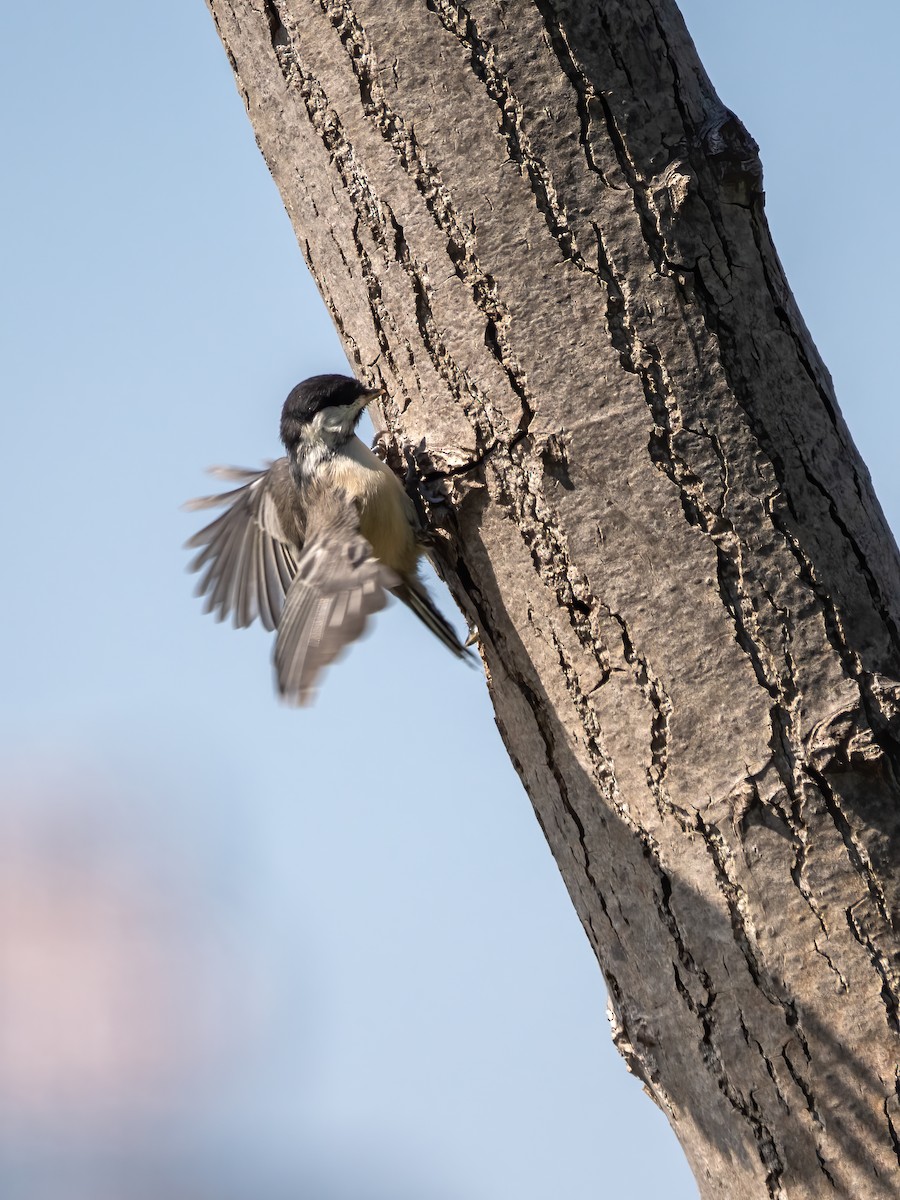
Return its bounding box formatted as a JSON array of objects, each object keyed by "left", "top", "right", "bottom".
[
  {"left": 282, "top": 375, "right": 369, "bottom": 420},
  {"left": 280, "top": 374, "right": 380, "bottom": 451}
]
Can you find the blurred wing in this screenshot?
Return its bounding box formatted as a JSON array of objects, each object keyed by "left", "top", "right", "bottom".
[
  {"left": 274, "top": 492, "right": 399, "bottom": 706},
  {"left": 184, "top": 459, "right": 300, "bottom": 631}
]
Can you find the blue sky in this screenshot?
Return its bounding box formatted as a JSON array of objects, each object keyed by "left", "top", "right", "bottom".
[{"left": 2, "top": 2, "right": 898, "bottom": 1197}]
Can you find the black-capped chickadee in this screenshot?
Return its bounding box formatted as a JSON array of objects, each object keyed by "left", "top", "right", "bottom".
[{"left": 185, "top": 374, "right": 471, "bottom": 704}]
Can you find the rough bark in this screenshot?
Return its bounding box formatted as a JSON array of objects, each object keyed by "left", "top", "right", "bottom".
[{"left": 203, "top": 1, "right": 900, "bottom": 1195}]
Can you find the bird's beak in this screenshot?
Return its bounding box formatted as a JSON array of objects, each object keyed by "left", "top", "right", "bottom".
[{"left": 361, "top": 385, "right": 385, "bottom": 404}]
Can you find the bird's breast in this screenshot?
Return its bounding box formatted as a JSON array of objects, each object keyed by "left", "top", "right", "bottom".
[{"left": 327, "top": 439, "right": 419, "bottom": 576}]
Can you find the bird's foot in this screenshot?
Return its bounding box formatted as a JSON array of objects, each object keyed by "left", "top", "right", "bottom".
[{"left": 370, "top": 429, "right": 393, "bottom": 463}]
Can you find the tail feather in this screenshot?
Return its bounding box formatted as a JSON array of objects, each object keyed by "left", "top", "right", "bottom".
[{"left": 394, "top": 580, "right": 473, "bottom": 660}]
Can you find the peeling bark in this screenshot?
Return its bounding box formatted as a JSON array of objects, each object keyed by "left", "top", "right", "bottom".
[{"left": 202, "top": 1, "right": 900, "bottom": 1195}]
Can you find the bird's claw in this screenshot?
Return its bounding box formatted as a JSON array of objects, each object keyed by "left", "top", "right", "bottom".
[
  {"left": 370, "top": 429, "right": 392, "bottom": 462},
  {"left": 417, "top": 479, "right": 449, "bottom": 508},
  {"left": 371, "top": 432, "right": 447, "bottom": 524}
]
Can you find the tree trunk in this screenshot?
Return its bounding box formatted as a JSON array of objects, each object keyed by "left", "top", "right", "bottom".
[{"left": 203, "top": 1, "right": 900, "bottom": 1195}]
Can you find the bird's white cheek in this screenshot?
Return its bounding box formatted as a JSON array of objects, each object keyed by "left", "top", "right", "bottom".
[{"left": 307, "top": 407, "right": 356, "bottom": 446}]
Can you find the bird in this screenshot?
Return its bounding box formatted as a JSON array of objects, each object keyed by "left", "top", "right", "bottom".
[{"left": 185, "top": 373, "right": 472, "bottom": 704}]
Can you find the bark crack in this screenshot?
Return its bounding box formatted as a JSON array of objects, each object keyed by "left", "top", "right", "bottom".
[
  {"left": 530, "top": 0, "right": 615, "bottom": 186},
  {"left": 317, "top": 0, "right": 534, "bottom": 428},
  {"left": 259, "top": 0, "right": 511, "bottom": 461},
  {"left": 845, "top": 901, "right": 900, "bottom": 1036},
  {"left": 672, "top": 958, "right": 786, "bottom": 1198},
  {"left": 424, "top": 0, "right": 598, "bottom": 274}
]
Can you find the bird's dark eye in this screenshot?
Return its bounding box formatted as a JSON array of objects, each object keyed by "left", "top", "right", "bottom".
[{"left": 331, "top": 382, "right": 362, "bottom": 410}]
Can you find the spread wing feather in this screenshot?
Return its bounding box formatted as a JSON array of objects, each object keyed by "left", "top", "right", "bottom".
[
  {"left": 274, "top": 489, "right": 399, "bottom": 706},
  {"left": 184, "top": 458, "right": 300, "bottom": 632}
]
